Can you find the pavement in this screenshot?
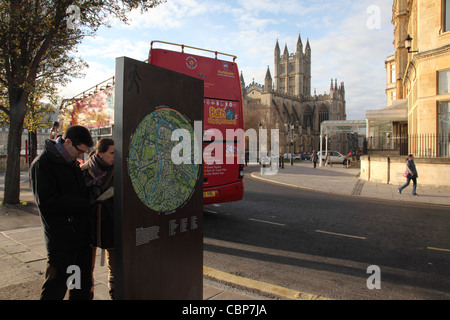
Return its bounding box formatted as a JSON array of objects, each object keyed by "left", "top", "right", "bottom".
[
  {"left": 0, "top": 172, "right": 273, "bottom": 301},
  {"left": 0, "top": 162, "right": 448, "bottom": 300},
  {"left": 251, "top": 160, "right": 450, "bottom": 207}
]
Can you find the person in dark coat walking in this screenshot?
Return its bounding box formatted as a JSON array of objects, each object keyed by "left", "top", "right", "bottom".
[
  {"left": 311, "top": 150, "right": 318, "bottom": 168},
  {"left": 398, "top": 154, "right": 419, "bottom": 196},
  {"left": 30, "top": 125, "right": 94, "bottom": 300}
]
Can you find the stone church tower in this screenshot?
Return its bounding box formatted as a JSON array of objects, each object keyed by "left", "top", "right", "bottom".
[
  {"left": 273, "top": 37, "right": 311, "bottom": 97},
  {"left": 242, "top": 36, "right": 350, "bottom": 155}
]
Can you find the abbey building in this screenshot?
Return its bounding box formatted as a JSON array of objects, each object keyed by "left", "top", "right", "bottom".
[{"left": 242, "top": 36, "right": 350, "bottom": 155}]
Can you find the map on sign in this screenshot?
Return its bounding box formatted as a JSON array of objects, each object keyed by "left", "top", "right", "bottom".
[{"left": 128, "top": 107, "right": 200, "bottom": 214}]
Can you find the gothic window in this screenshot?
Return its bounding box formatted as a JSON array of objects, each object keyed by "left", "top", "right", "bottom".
[
  {"left": 289, "top": 77, "right": 295, "bottom": 95},
  {"left": 289, "top": 62, "right": 295, "bottom": 73},
  {"left": 318, "top": 105, "right": 329, "bottom": 124},
  {"left": 279, "top": 79, "right": 285, "bottom": 92},
  {"left": 303, "top": 106, "right": 313, "bottom": 129}
]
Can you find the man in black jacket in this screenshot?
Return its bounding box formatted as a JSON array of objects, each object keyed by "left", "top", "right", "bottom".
[{"left": 30, "top": 125, "right": 94, "bottom": 300}]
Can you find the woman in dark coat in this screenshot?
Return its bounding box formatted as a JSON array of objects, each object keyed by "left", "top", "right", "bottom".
[
  {"left": 311, "top": 150, "right": 318, "bottom": 168},
  {"left": 81, "top": 138, "right": 115, "bottom": 299},
  {"left": 398, "top": 154, "right": 418, "bottom": 196}
]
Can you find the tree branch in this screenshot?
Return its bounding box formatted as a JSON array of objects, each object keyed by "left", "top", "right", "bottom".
[
  {"left": 0, "top": 104, "right": 10, "bottom": 116},
  {"left": 27, "top": 2, "right": 69, "bottom": 88}
]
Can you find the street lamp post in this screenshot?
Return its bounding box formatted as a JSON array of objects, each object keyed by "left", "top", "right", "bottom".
[
  {"left": 258, "top": 122, "right": 262, "bottom": 164},
  {"left": 290, "top": 123, "right": 294, "bottom": 165},
  {"left": 284, "top": 122, "right": 295, "bottom": 166}
]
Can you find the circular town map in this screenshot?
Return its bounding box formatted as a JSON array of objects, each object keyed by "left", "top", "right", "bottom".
[{"left": 128, "top": 107, "right": 200, "bottom": 214}]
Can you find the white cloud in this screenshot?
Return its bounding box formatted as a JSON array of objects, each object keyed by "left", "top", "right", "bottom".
[
  {"left": 78, "top": 36, "right": 149, "bottom": 60},
  {"left": 305, "top": 0, "right": 394, "bottom": 119},
  {"left": 114, "top": 0, "right": 228, "bottom": 31},
  {"left": 59, "top": 61, "right": 115, "bottom": 99},
  {"left": 58, "top": 36, "right": 149, "bottom": 99},
  {"left": 237, "top": 13, "right": 278, "bottom": 30},
  {"left": 236, "top": 0, "right": 320, "bottom": 16}
]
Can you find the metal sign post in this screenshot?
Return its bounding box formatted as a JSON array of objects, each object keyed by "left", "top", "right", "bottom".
[{"left": 114, "top": 57, "right": 204, "bottom": 299}]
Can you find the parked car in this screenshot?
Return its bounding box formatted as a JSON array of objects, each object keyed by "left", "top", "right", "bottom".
[
  {"left": 283, "top": 153, "right": 301, "bottom": 160},
  {"left": 317, "top": 150, "right": 349, "bottom": 164},
  {"left": 301, "top": 152, "right": 311, "bottom": 160}
]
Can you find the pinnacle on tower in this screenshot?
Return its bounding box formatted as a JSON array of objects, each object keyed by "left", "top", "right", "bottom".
[
  {"left": 283, "top": 43, "right": 289, "bottom": 57},
  {"left": 296, "top": 34, "right": 303, "bottom": 53},
  {"left": 305, "top": 39, "right": 311, "bottom": 56},
  {"left": 275, "top": 39, "right": 280, "bottom": 57},
  {"left": 264, "top": 66, "right": 272, "bottom": 92},
  {"left": 265, "top": 66, "right": 272, "bottom": 79}
]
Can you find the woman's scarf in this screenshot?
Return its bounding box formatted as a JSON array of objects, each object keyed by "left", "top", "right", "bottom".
[{"left": 86, "top": 154, "right": 113, "bottom": 190}]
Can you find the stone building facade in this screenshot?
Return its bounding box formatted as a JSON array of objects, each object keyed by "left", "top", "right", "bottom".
[
  {"left": 392, "top": 0, "right": 450, "bottom": 157},
  {"left": 242, "top": 36, "right": 348, "bottom": 155},
  {"left": 360, "top": 0, "right": 450, "bottom": 188}
]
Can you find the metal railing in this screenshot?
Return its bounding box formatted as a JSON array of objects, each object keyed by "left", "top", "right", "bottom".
[
  {"left": 409, "top": 133, "right": 450, "bottom": 158},
  {"left": 368, "top": 133, "right": 450, "bottom": 157},
  {"left": 150, "top": 40, "right": 237, "bottom": 62}
]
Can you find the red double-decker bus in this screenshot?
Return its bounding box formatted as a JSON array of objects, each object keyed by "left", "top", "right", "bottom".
[
  {"left": 58, "top": 41, "right": 244, "bottom": 205},
  {"left": 148, "top": 41, "right": 244, "bottom": 204}
]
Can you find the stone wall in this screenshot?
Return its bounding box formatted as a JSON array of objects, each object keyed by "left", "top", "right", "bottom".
[
  {"left": 0, "top": 155, "right": 29, "bottom": 172},
  {"left": 360, "top": 155, "right": 450, "bottom": 187}
]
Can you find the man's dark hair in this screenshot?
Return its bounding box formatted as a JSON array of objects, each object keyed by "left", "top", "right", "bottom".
[{"left": 63, "top": 125, "right": 94, "bottom": 148}]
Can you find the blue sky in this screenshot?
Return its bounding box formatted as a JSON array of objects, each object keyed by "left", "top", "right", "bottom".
[{"left": 61, "top": 0, "right": 395, "bottom": 120}]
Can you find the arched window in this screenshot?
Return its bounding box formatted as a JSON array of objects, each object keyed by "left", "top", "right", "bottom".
[
  {"left": 318, "top": 105, "right": 329, "bottom": 125},
  {"left": 303, "top": 106, "right": 313, "bottom": 129}
]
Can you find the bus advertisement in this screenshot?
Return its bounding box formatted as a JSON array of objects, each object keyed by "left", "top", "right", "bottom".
[{"left": 58, "top": 41, "right": 244, "bottom": 205}]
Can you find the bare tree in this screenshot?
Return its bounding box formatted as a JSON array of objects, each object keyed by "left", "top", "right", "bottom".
[{"left": 0, "top": 0, "right": 165, "bottom": 204}]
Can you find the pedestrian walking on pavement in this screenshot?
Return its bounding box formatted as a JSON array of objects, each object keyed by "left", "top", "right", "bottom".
[
  {"left": 81, "top": 138, "right": 115, "bottom": 299},
  {"left": 311, "top": 150, "right": 318, "bottom": 168},
  {"left": 29, "top": 125, "right": 94, "bottom": 300},
  {"left": 398, "top": 154, "right": 419, "bottom": 196}
]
